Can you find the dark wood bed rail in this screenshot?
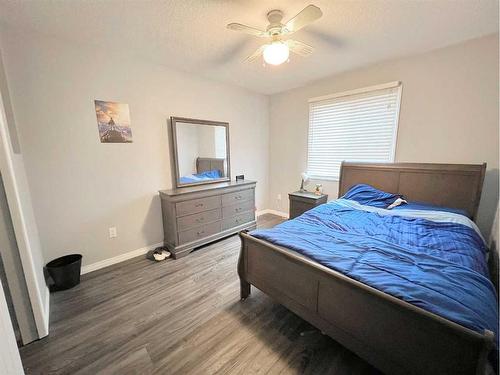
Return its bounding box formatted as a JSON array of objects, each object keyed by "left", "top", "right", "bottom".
[
  {"left": 239, "top": 232, "right": 493, "bottom": 375},
  {"left": 239, "top": 162, "right": 492, "bottom": 375}
]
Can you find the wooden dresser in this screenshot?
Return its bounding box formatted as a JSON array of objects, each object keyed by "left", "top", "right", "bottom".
[{"left": 159, "top": 180, "right": 256, "bottom": 258}]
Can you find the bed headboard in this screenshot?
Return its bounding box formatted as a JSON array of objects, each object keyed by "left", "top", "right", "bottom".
[
  {"left": 196, "top": 157, "right": 225, "bottom": 175},
  {"left": 338, "top": 162, "right": 486, "bottom": 220}
]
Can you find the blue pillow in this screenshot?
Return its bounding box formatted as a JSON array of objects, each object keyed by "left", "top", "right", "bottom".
[{"left": 342, "top": 184, "right": 402, "bottom": 208}]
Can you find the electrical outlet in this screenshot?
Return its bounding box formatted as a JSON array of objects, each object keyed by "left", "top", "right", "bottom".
[
  {"left": 109, "top": 227, "right": 117, "bottom": 238},
  {"left": 277, "top": 194, "right": 282, "bottom": 201}
]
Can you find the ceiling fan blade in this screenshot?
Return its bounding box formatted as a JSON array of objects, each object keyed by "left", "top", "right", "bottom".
[
  {"left": 286, "top": 40, "right": 314, "bottom": 56},
  {"left": 227, "top": 23, "right": 268, "bottom": 37},
  {"left": 283, "top": 5, "right": 322, "bottom": 34},
  {"left": 245, "top": 45, "right": 266, "bottom": 63}
]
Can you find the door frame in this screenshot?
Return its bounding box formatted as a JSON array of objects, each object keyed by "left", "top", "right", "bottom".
[
  {"left": 0, "top": 278, "right": 24, "bottom": 374},
  {"left": 0, "top": 50, "right": 49, "bottom": 338}
]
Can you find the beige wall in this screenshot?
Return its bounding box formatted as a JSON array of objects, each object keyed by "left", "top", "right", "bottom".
[
  {"left": 0, "top": 25, "right": 269, "bottom": 267},
  {"left": 176, "top": 124, "right": 200, "bottom": 176},
  {"left": 269, "top": 34, "right": 499, "bottom": 237},
  {"left": 0, "top": 23, "right": 498, "bottom": 268}
]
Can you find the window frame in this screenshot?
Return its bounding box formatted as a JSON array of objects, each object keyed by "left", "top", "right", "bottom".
[{"left": 306, "top": 81, "right": 403, "bottom": 181}]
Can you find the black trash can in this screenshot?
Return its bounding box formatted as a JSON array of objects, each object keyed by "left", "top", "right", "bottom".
[{"left": 46, "top": 254, "right": 82, "bottom": 290}]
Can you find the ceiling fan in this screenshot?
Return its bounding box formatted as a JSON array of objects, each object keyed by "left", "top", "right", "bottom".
[{"left": 227, "top": 4, "right": 323, "bottom": 66}]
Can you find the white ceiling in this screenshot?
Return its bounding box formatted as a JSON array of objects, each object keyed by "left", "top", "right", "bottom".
[{"left": 0, "top": 0, "right": 498, "bottom": 95}]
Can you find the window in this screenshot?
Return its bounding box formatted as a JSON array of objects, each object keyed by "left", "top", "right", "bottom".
[{"left": 307, "top": 82, "right": 402, "bottom": 180}]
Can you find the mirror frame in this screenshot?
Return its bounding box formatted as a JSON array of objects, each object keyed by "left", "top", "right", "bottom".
[{"left": 170, "top": 116, "right": 231, "bottom": 188}]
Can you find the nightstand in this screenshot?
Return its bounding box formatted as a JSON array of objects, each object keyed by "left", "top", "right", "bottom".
[{"left": 288, "top": 191, "right": 328, "bottom": 219}]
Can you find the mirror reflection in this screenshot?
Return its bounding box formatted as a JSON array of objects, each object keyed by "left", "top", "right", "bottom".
[{"left": 172, "top": 118, "right": 230, "bottom": 187}]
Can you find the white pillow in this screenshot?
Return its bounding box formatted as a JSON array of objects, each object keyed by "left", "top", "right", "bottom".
[{"left": 387, "top": 197, "right": 408, "bottom": 209}]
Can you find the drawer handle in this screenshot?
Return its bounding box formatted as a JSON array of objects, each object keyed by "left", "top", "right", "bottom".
[
  {"left": 195, "top": 218, "right": 204, "bottom": 223},
  {"left": 197, "top": 230, "right": 205, "bottom": 236},
  {"left": 235, "top": 195, "right": 242, "bottom": 200},
  {"left": 236, "top": 219, "right": 241, "bottom": 223},
  {"left": 195, "top": 203, "right": 204, "bottom": 207},
  {"left": 235, "top": 207, "right": 242, "bottom": 212}
]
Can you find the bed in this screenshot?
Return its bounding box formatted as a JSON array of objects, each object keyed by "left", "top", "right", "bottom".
[
  {"left": 238, "top": 162, "right": 496, "bottom": 375},
  {"left": 179, "top": 157, "right": 225, "bottom": 184}
]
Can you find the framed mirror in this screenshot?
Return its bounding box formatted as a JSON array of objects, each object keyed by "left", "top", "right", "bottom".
[{"left": 171, "top": 117, "right": 230, "bottom": 188}]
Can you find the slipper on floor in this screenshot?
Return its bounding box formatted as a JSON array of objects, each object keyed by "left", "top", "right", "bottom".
[{"left": 153, "top": 252, "right": 167, "bottom": 261}]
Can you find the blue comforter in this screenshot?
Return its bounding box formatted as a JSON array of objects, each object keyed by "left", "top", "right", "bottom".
[
  {"left": 251, "top": 199, "right": 498, "bottom": 341},
  {"left": 180, "top": 169, "right": 222, "bottom": 184}
]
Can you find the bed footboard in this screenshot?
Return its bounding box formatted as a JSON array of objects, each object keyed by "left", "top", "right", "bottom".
[
  {"left": 237, "top": 231, "right": 251, "bottom": 299},
  {"left": 238, "top": 231, "right": 494, "bottom": 375}
]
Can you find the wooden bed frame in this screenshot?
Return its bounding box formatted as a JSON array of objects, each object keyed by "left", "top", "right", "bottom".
[
  {"left": 196, "top": 157, "right": 225, "bottom": 176},
  {"left": 239, "top": 162, "right": 492, "bottom": 375}
]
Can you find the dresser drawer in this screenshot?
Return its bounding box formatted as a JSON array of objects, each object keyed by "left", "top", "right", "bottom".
[
  {"left": 222, "top": 199, "right": 254, "bottom": 218},
  {"left": 222, "top": 211, "right": 255, "bottom": 230},
  {"left": 222, "top": 189, "right": 254, "bottom": 206},
  {"left": 176, "top": 195, "right": 221, "bottom": 217},
  {"left": 178, "top": 221, "right": 221, "bottom": 244},
  {"left": 176, "top": 208, "right": 221, "bottom": 232}
]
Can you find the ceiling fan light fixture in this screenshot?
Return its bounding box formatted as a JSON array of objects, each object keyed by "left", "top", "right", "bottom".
[
  {"left": 263, "top": 41, "right": 289, "bottom": 65},
  {"left": 228, "top": 5, "right": 321, "bottom": 65}
]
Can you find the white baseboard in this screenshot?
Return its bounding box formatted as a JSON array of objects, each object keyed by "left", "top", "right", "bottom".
[
  {"left": 81, "top": 242, "right": 163, "bottom": 275},
  {"left": 256, "top": 209, "right": 289, "bottom": 219},
  {"left": 81, "top": 208, "right": 288, "bottom": 275}
]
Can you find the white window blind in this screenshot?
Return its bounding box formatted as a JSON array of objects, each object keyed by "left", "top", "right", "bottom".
[{"left": 307, "top": 82, "right": 402, "bottom": 180}]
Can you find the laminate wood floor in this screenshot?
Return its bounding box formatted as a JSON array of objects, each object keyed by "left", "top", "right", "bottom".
[{"left": 20, "top": 214, "right": 381, "bottom": 375}]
